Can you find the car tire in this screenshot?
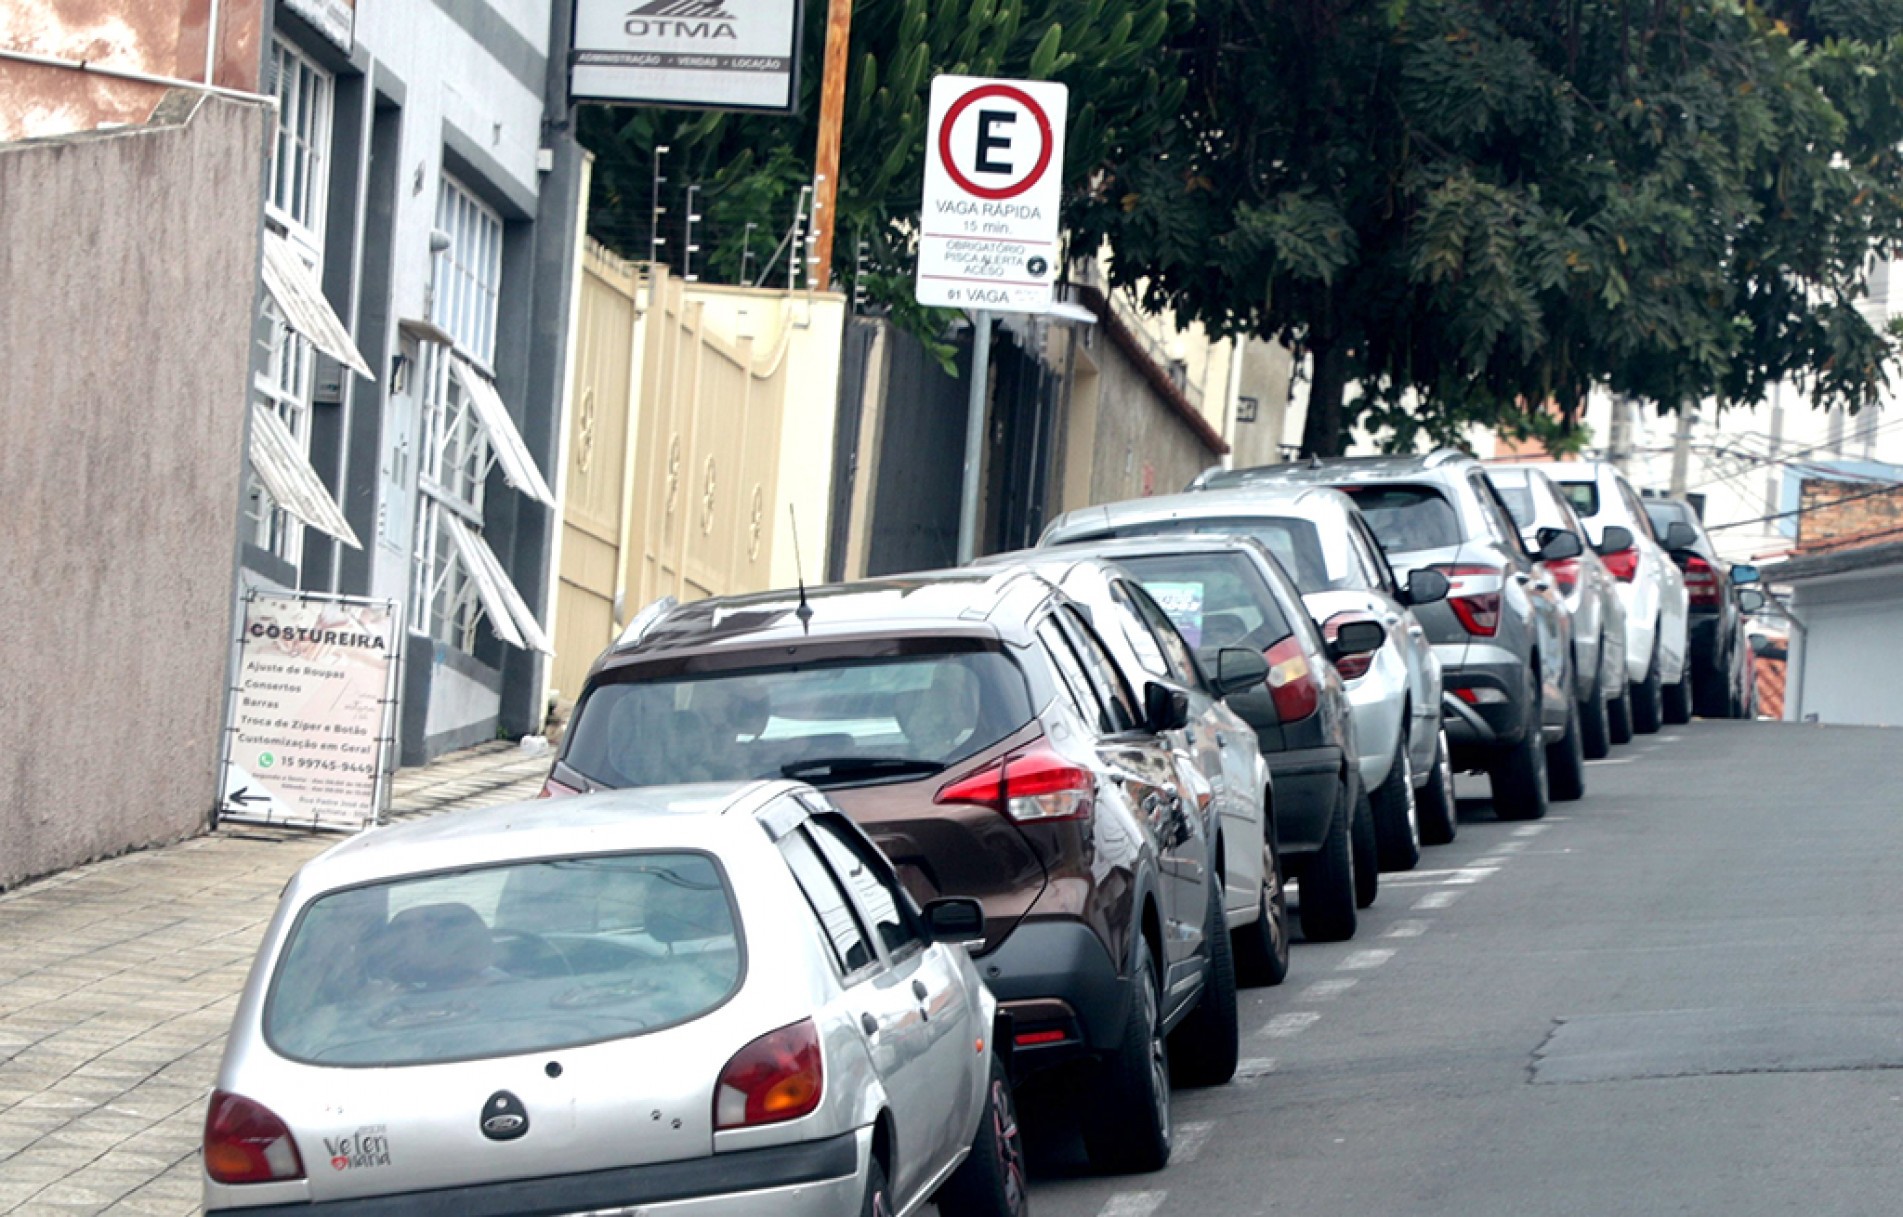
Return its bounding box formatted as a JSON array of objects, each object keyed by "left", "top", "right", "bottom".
[
  {"left": 1350, "top": 782, "right": 1379, "bottom": 909},
  {"left": 1234, "top": 836, "right": 1290, "bottom": 987},
  {"left": 1608, "top": 684, "right": 1635, "bottom": 745},
  {"left": 1298, "top": 803, "right": 1358, "bottom": 943},
  {"left": 1579, "top": 667, "right": 1611, "bottom": 760},
  {"left": 1418, "top": 728, "right": 1459, "bottom": 846},
  {"left": 935, "top": 1053, "right": 1028, "bottom": 1217},
  {"left": 1664, "top": 668, "right": 1694, "bottom": 725},
  {"left": 1490, "top": 665, "right": 1550, "bottom": 821},
  {"left": 1370, "top": 740, "right": 1422, "bottom": 872},
  {"left": 1632, "top": 634, "right": 1664, "bottom": 734},
  {"left": 862, "top": 1157, "right": 893, "bottom": 1217},
  {"left": 1170, "top": 880, "right": 1240, "bottom": 1088},
  {"left": 1083, "top": 937, "right": 1171, "bottom": 1174},
  {"left": 1547, "top": 694, "right": 1587, "bottom": 802}
]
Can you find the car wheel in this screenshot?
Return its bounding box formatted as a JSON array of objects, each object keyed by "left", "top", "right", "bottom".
[
  {"left": 1632, "top": 634, "right": 1664, "bottom": 734},
  {"left": 1234, "top": 836, "right": 1290, "bottom": 987},
  {"left": 862, "top": 1157, "right": 893, "bottom": 1217},
  {"left": 1370, "top": 740, "right": 1422, "bottom": 872},
  {"left": 1298, "top": 802, "right": 1358, "bottom": 943},
  {"left": 1579, "top": 666, "right": 1611, "bottom": 760},
  {"left": 934, "top": 1053, "right": 1028, "bottom": 1217},
  {"left": 1490, "top": 665, "right": 1550, "bottom": 821},
  {"left": 1608, "top": 683, "right": 1635, "bottom": 745},
  {"left": 1664, "top": 667, "right": 1694, "bottom": 725},
  {"left": 1083, "top": 937, "right": 1171, "bottom": 1173},
  {"left": 1547, "top": 694, "right": 1587, "bottom": 802},
  {"left": 1418, "top": 728, "right": 1459, "bottom": 846},
  {"left": 1170, "top": 880, "right": 1240, "bottom": 1088},
  {"left": 1350, "top": 782, "right": 1379, "bottom": 909}
]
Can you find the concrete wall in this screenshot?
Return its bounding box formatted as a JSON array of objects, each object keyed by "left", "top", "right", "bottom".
[
  {"left": 1084, "top": 323, "right": 1225, "bottom": 504},
  {"left": 0, "top": 92, "right": 268, "bottom": 889},
  {"left": 1787, "top": 571, "right": 1903, "bottom": 726}
]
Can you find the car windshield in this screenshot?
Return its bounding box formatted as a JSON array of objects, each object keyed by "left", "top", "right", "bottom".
[
  {"left": 563, "top": 650, "right": 1033, "bottom": 788},
  {"left": 266, "top": 851, "right": 742, "bottom": 1066},
  {"left": 1113, "top": 552, "right": 1294, "bottom": 655},
  {"left": 1340, "top": 486, "right": 1462, "bottom": 554},
  {"left": 1557, "top": 479, "right": 1601, "bottom": 518},
  {"left": 1093, "top": 515, "right": 1346, "bottom": 592}
]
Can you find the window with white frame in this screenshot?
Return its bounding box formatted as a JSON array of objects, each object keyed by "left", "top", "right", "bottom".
[
  {"left": 245, "top": 36, "right": 334, "bottom": 567},
  {"left": 413, "top": 174, "right": 507, "bottom": 650}
]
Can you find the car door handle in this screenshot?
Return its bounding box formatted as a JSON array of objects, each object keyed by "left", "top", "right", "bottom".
[{"left": 861, "top": 1012, "right": 879, "bottom": 1037}]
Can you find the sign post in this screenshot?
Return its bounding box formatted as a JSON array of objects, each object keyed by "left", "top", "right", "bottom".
[
  {"left": 916, "top": 75, "right": 1068, "bottom": 563},
  {"left": 218, "top": 590, "right": 402, "bottom": 833}
]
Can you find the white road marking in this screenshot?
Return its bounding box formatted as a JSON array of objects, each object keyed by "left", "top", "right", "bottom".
[
  {"left": 1493, "top": 841, "right": 1528, "bottom": 854},
  {"left": 1174, "top": 1120, "right": 1216, "bottom": 1163},
  {"left": 1339, "top": 948, "right": 1396, "bottom": 970},
  {"left": 1385, "top": 920, "right": 1429, "bottom": 938},
  {"left": 1512, "top": 824, "right": 1550, "bottom": 837},
  {"left": 1234, "top": 1056, "right": 1278, "bottom": 1082},
  {"left": 1470, "top": 856, "right": 1512, "bottom": 868},
  {"left": 1098, "top": 1192, "right": 1167, "bottom": 1217},
  {"left": 1302, "top": 977, "right": 1360, "bottom": 999},
  {"left": 1259, "top": 1011, "right": 1321, "bottom": 1037},
  {"left": 1448, "top": 866, "right": 1500, "bottom": 884},
  {"left": 1586, "top": 757, "right": 1635, "bottom": 765},
  {"left": 1415, "top": 890, "right": 1464, "bottom": 910}
]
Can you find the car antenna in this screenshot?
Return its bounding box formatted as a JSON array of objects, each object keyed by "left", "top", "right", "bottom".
[
  {"left": 1308, "top": 453, "right": 1322, "bottom": 469},
  {"left": 789, "top": 505, "right": 813, "bottom": 634}
]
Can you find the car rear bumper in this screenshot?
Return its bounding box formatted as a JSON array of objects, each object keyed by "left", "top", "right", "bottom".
[
  {"left": 205, "top": 1129, "right": 867, "bottom": 1216},
  {"left": 1261, "top": 745, "right": 1345, "bottom": 860},
  {"left": 984, "top": 918, "right": 1132, "bottom": 1076},
  {"left": 1441, "top": 649, "right": 1533, "bottom": 757}
]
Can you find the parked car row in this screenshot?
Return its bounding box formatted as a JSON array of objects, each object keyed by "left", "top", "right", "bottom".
[{"left": 202, "top": 450, "right": 1762, "bottom": 1216}]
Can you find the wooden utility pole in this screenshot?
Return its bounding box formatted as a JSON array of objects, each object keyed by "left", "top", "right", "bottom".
[{"left": 810, "top": 0, "right": 854, "bottom": 291}]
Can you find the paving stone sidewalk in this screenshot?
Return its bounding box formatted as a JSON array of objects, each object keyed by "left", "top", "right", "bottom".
[{"left": 0, "top": 742, "right": 553, "bottom": 1215}]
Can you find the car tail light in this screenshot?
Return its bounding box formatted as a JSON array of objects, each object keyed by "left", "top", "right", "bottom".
[
  {"left": 205, "top": 1091, "right": 305, "bottom": 1184},
  {"left": 1321, "top": 612, "right": 1382, "bottom": 681},
  {"left": 1434, "top": 565, "right": 1503, "bottom": 637},
  {"left": 1601, "top": 546, "right": 1640, "bottom": 583},
  {"left": 936, "top": 747, "right": 1095, "bottom": 823},
  {"left": 538, "top": 774, "right": 582, "bottom": 799},
  {"left": 1544, "top": 557, "right": 1581, "bottom": 595},
  {"left": 1264, "top": 636, "right": 1321, "bottom": 723},
  {"left": 1683, "top": 555, "right": 1721, "bottom": 608},
  {"left": 715, "top": 1019, "right": 824, "bottom": 1130}
]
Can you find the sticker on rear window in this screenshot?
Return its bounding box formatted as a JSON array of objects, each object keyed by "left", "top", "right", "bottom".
[{"left": 1145, "top": 582, "right": 1206, "bottom": 647}]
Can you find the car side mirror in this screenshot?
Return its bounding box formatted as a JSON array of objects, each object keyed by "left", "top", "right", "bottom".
[
  {"left": 1595, "top": 525, "right": 1635, "bottom": 555},
  {"left": 1143, "top": 681, "right": 1192, "bottom": 733},
  {"left": 1663, "top": 521, "right": 1699, "bottom": 553},
  {"left": 1537, "top": 529, "right": 1584, "bottom": 562},
  {"left": 1737, "top": 588, "right": 1768, "bottom": 614},
  {"left": 1329, "top": 619, "right": 1386, "bottom": 660},
  {"left": 1211, "top": 647, "right": 1270, "bottom": 698},
  {"left": 920, "top": 897, "right": 986, "bottom": 945},
  {"left": 1403, "top": 568, "right": 1449, "bottom": 606},
  {"left": 1730, "top": 563, "right": 1761, "bottom": 586}
]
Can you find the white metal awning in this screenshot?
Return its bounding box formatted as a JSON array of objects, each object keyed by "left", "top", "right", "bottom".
[
  {"left": 451, "top": 358, "right": 558, "bottom": 508},
  {"left": 261, "top": 231, "right": 374, "bottom": 380},
  {"left": 442, "top": 513, "right": 554, "bottom": 653},
  {"left": 249, "top": 402, "right": 362, "bottom": 548}
]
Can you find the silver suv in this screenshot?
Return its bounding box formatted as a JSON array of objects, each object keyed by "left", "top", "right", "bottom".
[{"left": 1194, "top": 452, "right": 1585, "bottom": 820}]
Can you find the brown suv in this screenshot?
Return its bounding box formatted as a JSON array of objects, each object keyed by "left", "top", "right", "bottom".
[{"left": 545, "top": 570, "right": 1237, "bottom": 1172}]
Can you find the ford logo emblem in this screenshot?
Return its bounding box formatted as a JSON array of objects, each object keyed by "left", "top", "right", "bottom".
[{"left": 480, "top": 1091, "right": 530, "bottom": 1142}]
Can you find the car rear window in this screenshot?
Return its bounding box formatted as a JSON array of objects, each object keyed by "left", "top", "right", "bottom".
[
  {"left": 1556, "top": 480, "right": 1600, "bottom": 519},
  {"left": 266, "top": 851, "right": 742, "bottom": 1066},
  {"left": 1111, "top": 552, "right": 1293, "bottom": 655},
  {"left": 1340, "top": 486, "right": 1462, "bottom": 554},
  {"left": 564, "top": 651, "right": 1033, "bottom": 788},
  {"left": 1643, "top": 502, "right": 1685, "bottom": 537},
  {"left": 1492, "top": 480, "right": 1538, "bottom": 529},
  {"left": 1089, "top": 515, "right": 1340, "bottom": 593}
]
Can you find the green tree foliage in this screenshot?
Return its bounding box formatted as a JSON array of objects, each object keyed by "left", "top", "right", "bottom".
[
  {"left": 578, "top": 0, "right": 1187, "bottom": 347},
  {"left": 1065, "top": 0, "right": 1903, "bottom": 455}
]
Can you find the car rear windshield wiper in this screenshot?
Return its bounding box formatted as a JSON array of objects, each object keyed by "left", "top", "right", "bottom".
[{"left": 780, "top": 756, "right": 947, "bottom": 783}]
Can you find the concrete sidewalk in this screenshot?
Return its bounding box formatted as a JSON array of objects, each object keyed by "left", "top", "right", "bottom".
[{"left": 0, "top": 742, "right": 552, "bottom": 1215}]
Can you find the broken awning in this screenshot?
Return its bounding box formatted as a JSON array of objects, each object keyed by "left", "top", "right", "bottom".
[
  {"left": 249, "top": 402, "right": 362, "bottom": 548},
  {"left": 442, "top": 513, "right": 554, "bottom": 653},
  {"left": 261, "top": 231, "right": 374, "bottom": 380},
  {"left": 451, "top": 358, "right": 558, "bottom": 508}
]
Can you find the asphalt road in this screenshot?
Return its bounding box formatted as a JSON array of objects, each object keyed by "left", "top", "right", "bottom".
[{"left": 1013, "top": 721, "right": 1903, "bottom": 1217}]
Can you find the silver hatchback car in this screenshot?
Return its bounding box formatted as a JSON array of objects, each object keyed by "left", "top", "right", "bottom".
[{"left": 203, "top": 783, "right": 1026, "bottom": 1217}]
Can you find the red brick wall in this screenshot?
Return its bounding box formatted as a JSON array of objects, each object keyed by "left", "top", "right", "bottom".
[{"left": 1795, "top": 478, "right": 1903, "bottom": 553}]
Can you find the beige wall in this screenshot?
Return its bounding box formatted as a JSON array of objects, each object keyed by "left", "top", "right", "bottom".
[{"left": 0, "top": 92, "right": 268, "bottom": 889}]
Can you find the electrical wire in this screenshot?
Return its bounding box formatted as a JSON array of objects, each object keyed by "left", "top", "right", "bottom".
[{"left": 1706, "top": 478, "right": 1903, "bottom": 531}]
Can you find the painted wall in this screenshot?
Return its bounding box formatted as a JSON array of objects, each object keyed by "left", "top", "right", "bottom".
[
  {"left": 0, "top": 92, "right": 268, "bottom": 888},
  {"left": 1085, "top": 323, "right": 1225, "bottom": 503},
  {"left": 1787, "top": 571, "right": 1903, "bottom": 726}
]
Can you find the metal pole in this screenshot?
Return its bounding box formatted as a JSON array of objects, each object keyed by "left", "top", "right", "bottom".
[{"left": 957, "top": 311, "right": 993, "bottom": 564}]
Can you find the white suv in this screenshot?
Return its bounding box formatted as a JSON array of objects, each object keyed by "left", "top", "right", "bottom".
[{"left": 1525, "top": 462, "right": 1691, "bottom": 733}]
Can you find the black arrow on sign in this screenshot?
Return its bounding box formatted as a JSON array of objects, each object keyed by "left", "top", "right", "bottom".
[{"left": 227, "top": 788, "right": 272, "bottom": 807}]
